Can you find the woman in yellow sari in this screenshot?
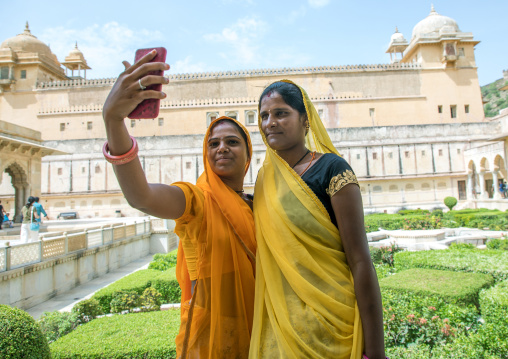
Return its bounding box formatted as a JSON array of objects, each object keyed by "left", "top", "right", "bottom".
[
  {"left": 102, "top": 50, "right": 256, "bottom": 358},
  {"left": 250, "top": 80, "right": 386, "bottom": 359}
]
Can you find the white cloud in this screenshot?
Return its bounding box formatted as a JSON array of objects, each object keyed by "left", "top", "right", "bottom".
[
  {"left": 170, "top": 56, "right": 208, "bottom": 74},
  {"left": 203, "top": 16, "right": 267, "bottom": 67},
  {"left": 39, "top": 22, "right": 163, "bottom": 78},
  {"left": 308, "top": 0, "right": 330, "bottom": 8},
  {"left": 285, "top": 5, "right": 307, "bottom": 23}
]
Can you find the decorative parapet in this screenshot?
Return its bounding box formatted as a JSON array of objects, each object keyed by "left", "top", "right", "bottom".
[
  {"left": 37, "top": 93, "right": 364, "bottom": 116},
  {"left": 36, "top": 62, "right": 422, "bottom": 90}
]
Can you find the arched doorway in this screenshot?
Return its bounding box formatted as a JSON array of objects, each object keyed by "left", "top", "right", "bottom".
[{"left": 2, "top": 162, "right": 29, "bottom": 222}]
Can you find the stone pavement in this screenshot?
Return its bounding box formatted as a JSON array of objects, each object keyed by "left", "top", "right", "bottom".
[{"left": 27, "top": 254, "right": 154, "bottom": 319}]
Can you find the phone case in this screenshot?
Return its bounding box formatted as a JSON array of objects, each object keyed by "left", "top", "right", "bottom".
[{"left": 128, "top": 47, "right": 167, "bottom": 119}]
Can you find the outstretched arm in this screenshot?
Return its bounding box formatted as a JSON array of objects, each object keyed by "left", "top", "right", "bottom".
[
  {"left": 102, "top": 50, "right": 185, "bottom": 219},
  {"left": 331, "top": 184, "right": 386, "bottom": 359}
]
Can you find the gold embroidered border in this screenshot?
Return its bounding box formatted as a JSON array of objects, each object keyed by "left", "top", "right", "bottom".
[{"left": 326, "top": 170, "right": 359, "bottom": 197}]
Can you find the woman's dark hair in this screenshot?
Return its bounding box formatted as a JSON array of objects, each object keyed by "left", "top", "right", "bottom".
[
  {"left": 259, "top": 81, "right": 306, "bottom": 115},
  {"left": 210, "top": 118, "right": 251, "bottom": 159},
  {"left": 25, "top": 196, "right": 36, "bottom": 208}
]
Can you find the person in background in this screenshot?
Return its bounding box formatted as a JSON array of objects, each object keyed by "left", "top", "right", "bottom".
[
  {"left": 20, "top": 196, "right": 39, "bottom": 243},
  {"left": 33, "top": 197, "right": 48, "bottom": 222},
  {"left": 3, "top": 213, "right": 13, "bottom": 228},
  {"left": 0, "top": 200, "right": 6, "bottom": 230}
]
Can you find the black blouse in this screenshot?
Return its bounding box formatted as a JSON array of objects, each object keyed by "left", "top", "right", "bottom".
[{"left": 301, "top": 153, "right": 359, "bottom": 227}]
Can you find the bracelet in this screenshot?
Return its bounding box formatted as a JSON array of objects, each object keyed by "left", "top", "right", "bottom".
[{"left": 103, "top": 136, "right": 139, "bottom": 165}]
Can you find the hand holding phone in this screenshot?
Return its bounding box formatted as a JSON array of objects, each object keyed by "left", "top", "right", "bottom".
[{"left": 128, "top": 47, "right": 168, "bottom": 119}]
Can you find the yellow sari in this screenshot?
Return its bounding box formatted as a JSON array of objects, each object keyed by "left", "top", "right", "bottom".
[
  {"left": 174, "top": 117, "right": 256, "bottom": 358},
  {"left": 250, "top": 80, "right": 364, "bottom": 358}
]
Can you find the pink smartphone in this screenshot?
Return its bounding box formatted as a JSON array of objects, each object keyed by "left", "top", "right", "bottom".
[{"left": 128, "top": 47, "right": 167, "bottom": 119}]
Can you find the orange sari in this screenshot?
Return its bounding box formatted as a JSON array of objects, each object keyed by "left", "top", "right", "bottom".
[{"left": 173, "top": 117, "right": 256, "bottom": 358}]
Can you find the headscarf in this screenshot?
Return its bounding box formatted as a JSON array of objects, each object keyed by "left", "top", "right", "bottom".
[
  {"left": 250, "top": 80, "right": 364, "bottom": 358},
  {"left": 174, "top": 116, "right": 256, "bottom": 358}
]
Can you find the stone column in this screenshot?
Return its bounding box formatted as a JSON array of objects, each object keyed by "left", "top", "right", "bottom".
[
  {"left": 13, "top": 184, "right": 22, "bottom": 222},
  {"left": 479, "top": 171, "right": 488, "bottom": 199},
  {"left": 493, "top": 170, "right": 502, "bottom": 199},
  {"left": 467, "top": 173, "right": 474, "bottom": 200}
]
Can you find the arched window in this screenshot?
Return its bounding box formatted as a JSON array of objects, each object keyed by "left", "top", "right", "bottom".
[
  {"left": 438, "top": 182, "right": 447, "bottom": 189},
  {"left": 389, "top": 185, "right": 398, "bottom": 192},
  {"left": 373, "top": 185, "right": 383, "bottom": 193},
  {"left": 422, "top": 183, "right": 431, "bottom": 190},
  {"left": 92, "top": 200, "right": 102, "bottom": 207},
  {"left": 405, "top": 184, "right": 415, "bottom": 191},
  {"left": 111, "top": 199, "right": 121, "bottom": 206},
  {"left": 206, "top": 112, "right": 219, "bottom": 126},
  {"left": 225, "top": 111, "right": 238, "bottom": 120},
  {"left": 244, "top": 110, "right": 257, "bottom": 126}
]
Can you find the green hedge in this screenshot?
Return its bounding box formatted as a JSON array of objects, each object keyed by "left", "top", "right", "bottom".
[
  {"left": 394, "top": 249, "right": 508, "bottom": 282},
  {"left": 92, "top": 267, "right": 181, "bottom": 313},
  {"left": 479, "top": 280, "right": 508, "bottom": 325},
  {"left": 148, "top": 250, "right": 178, "bottom": 271},
  {"left": 50, "top": 310, "right": 181, "bottom": 359},
  {"left": 0, "top": 305, "right": 51, "bottom": 359},
  {"left": 92, "top": 269, "right": 163, "bottom": 313},
  {"left": 380, "top": 268, "right": 493, "bottom": 307}
]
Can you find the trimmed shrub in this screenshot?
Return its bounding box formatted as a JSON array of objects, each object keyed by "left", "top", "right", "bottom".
[
  {"left": 110, "top": 291, "right": 141, "bottom": 313},
  {"left": 148, "top": 250, "right": 178, "bottom": 271},
  {"left": 152, "top": 267, "right": 181, "bottom": 304},
  {"left": 395, "top": 249, "right": 508, "bottom": 282},
  {"left": 486, "top": 237, "right": 508, "bottom": 250},
  {"left": 397, "top": 209, "right": 430, "bottom": 216},
  {"left": 0, "top": 304, "right": 51, "bottom": 359},
  {"left": 386, "top": 344, "right": 431, "bottom": 358},
  {"left": 449, "top": 242, "right": 476, "bottom": 250},
  {"left": 444, "top": 196, "right": 458, "bottom": 210},
  {"left": 92, "top": 269, "right": 162, "bottom": 313},
  {"left": 479, "top": 280, "right": 508, "bottom": 325},
  {"left": 140, "top": 287, "right": 163, "bottom": 312},
  {"left": 50, "top": 310, "right": 180, "bottom": 359},
  {"left": 38, "top": 310, "right": 79, "bottom": 344},
  {"left": 71, "top": 298, "right": 104, "bottom": 324},
  {"left": 380, "top": 268, "right": 494, "bottom": 307}
]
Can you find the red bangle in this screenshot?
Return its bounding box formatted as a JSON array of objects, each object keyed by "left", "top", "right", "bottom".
[{"left": 103, "top": 136, "right": 139, "bottom": 165}]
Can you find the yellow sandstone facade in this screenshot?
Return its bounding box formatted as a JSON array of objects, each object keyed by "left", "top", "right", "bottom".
[{"left": 0, "top": 8, "right": 506, "bottom": 219}]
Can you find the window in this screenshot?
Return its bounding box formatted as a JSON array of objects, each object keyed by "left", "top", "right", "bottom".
[
  {"left": 388, "top": 152, "right": 393, "bottom": 159},
  {"left": 81, "top": 167, "right": 86, "bottom": 173},
  {"left": 465, "top": 105, "right": 469, "bottom": 114},
  {"left": 438, "top": 105, "right": 443, "bottom": 114},
  {"left": 57, "top": 168, "right": 63, "bottom": 175},
  {"left": 369, "top": 108, "right": 375, "bottom": 125},
  {"left": 95, "top": 164, "right": 101, "bottom": 173},
  {"left": 373, "top": 152, "right": 377, "bottom": 160},
  {"left": 87, "top": 121, "right": 92, "bottom": 130},
  {"left": 20, "top": 70, "right": 26, "bottom": 79},
  {"left": 226, "top": 111, "right": 238, "bottom": 120},
  {"left": 439, "top": 149, "right": 443, "bottom": 156},
  {"left": 186, "top": 162, "right": 191, "bottom": 169},
  {"left": 131, "top": 120, "right": 136, "bottom": 128},
  {"left": 457, "top": 149, "right": 461, "bottom": 154},
  {"left": 206, "top": 112, "right": 219, "bottom": 126},
  {"left": 158, "top": 118, "right": 164, "bottom": 126},
  {"left": 405, "top": 184, "right": 415, "bottom": 191},
  {"left": 438, "top": 182, "right": 447, "bottom": 189},
  {"left": 245, "top": 110, "right": 257, "bottom": 125},
  {"left": 405, "top": 151, "right": 410, "bottom": 158},
  {"left": 458, "top": 47, "right": 465, "bottom": 56},
  {"left": 422, "top": 183, "right": 431, "bottom": 190},
  {"left": 389, "top": 185, "right": 398, "bottom": 192},
  {"left": 60, "top": 123, "right": 65, "bottom": 131},
  {"left": 373, "top": 186, "right": 383, "bottom": 193},
  {"left": 0, "top": 67, "right": 8, "bottom": 79},
  {"left": 318, "top": 109, "right": 324, "bottom": 118},
  {"left": 422, "top": 150, "right": 426, "bottom": 156},
  {"left": 256, "top": 158, "right": 260, "bottom": 164},
  {"left": 450, "top": 105, "right": 457, "bottom": 118},
  {"left": 356, "top": 154, "right": 361, "bottom": 160}
]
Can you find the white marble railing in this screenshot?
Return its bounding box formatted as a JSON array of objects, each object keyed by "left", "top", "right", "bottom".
[{"left": 0, "top": 219, "right": 151, "bottom": 272}]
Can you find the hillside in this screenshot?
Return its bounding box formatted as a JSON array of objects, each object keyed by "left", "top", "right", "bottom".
[{"left": 482, "top": 77, "right": 508, "bottom": 118}]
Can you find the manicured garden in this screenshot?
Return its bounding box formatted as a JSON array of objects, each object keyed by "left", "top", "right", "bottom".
[{"left": 2, "top": 208, "right": 508, "bottom": 358}]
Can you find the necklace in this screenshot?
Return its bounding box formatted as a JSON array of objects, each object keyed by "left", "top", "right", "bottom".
[
  {"left": 291, "top": 149, "right": 310, "bottom": 168},
  {"left": 299, "top": 151, "right": 316, "bottom": 177}
]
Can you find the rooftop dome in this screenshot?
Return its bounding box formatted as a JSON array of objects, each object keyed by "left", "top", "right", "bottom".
[
  {"left": 412, "top": 5, "right": 460, "bottom": 39},
  {"left": 66, "top": 42, "right": 86, "bottom": 62},
  {"left": 390, "top": 27, "right": 406, "bottom": 43},
  {"left": 0, "top": 22, "right": 54, "bottom": 58}
]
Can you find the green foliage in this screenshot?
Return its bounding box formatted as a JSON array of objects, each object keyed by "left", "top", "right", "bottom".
[
  {"left": 479, "top": 280, "right": 508, "bottom": 325},
  {"left": 395, "top": 249, "right": 508, "bottom": 282},
  {"left": 449, "top": 242, "right": 476, "bottom": 250},
  {"left": 110, "top": 291, "right": 141, "bottom": 313},
  {"left": 386, "top": 345, "right": 431, "bottom": 359},
  {"left": 403, "top": 215, "right": 442, "bottom": 230},
  {"left": 482, "top": 77, "right": 508, "bottom": 118},
  {"left": 444, "top": 196, "right": 458, "bottom": 211},
  {"left": 380, "top": 268, "right": 494, "bottom": 307},
  {"left": 37, "top": 310, "right": 79, "bottom": 344},
  {"left": 92, "top": 269, "right": 163, "bottom": 313},
  {"left": 148, "top": 250, "right": 178, "bottom": 271},
  {"left": 486, "top": 237, "right": 508, "bottom": 250},
  {"left": 50, "top": 310, "right": 180, "bottom": 359},
  {"left": 0, "top": 304, "right": 51, "bottom": 359},
  {"left": 397, "top": 209, "right": 430, "bottom": 216},
  {"left": 151, "top": 267, "right": 181, "bottom": 304},
  {"left": 141, "top": 287, "right": 163, "bottom": 312},
  {"left": 71, "top": 298, "right": 104, "bottom": 324},
  {"left": 432, "top": 209, "right": 444, "bottom": 217}
]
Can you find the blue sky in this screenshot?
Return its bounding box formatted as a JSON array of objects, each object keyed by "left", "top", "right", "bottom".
[{"left": 1, "top": 0, "right": 506, "bottom": 86}]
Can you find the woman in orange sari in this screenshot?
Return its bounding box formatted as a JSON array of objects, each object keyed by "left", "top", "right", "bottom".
[{"left": 102, "top": 50, "right": 256, "bottom": 358}]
